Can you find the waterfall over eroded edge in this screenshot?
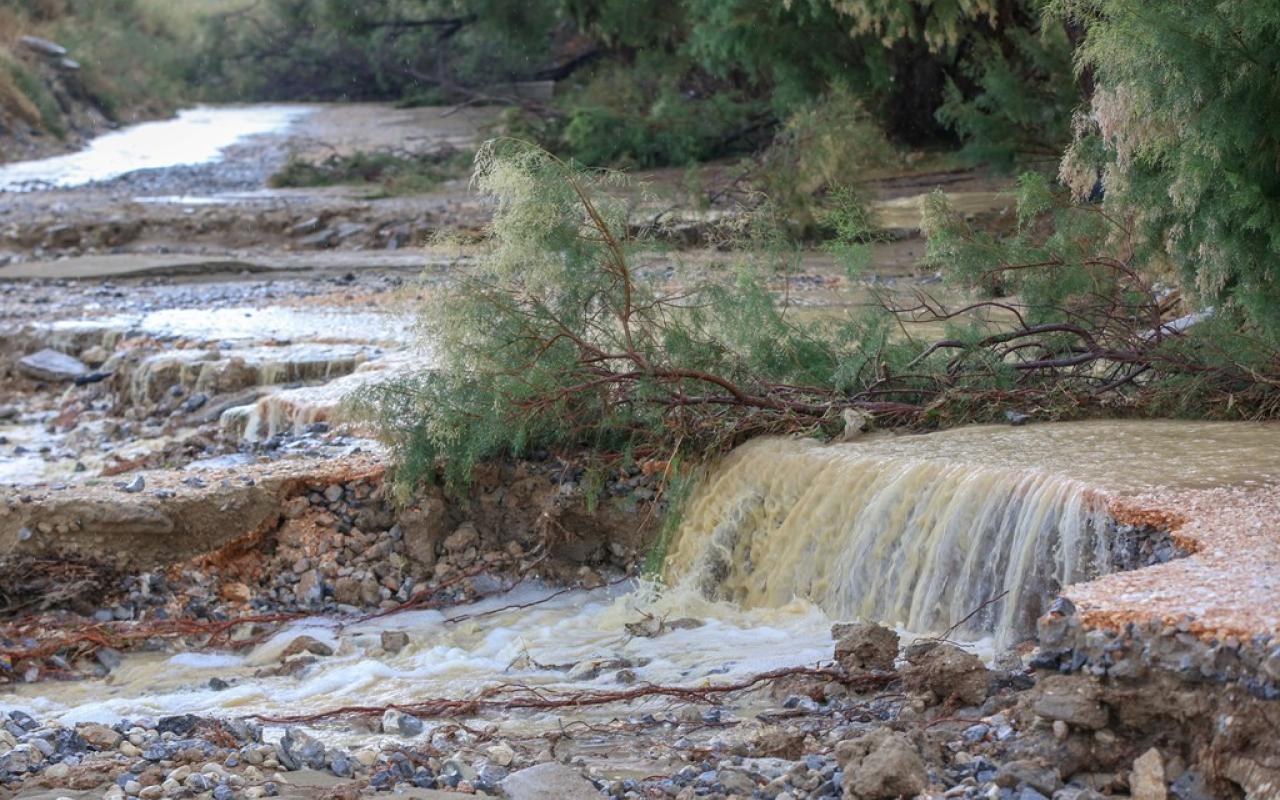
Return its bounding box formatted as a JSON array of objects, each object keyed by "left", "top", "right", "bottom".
[{"left": 664, "top": 436, "right": 1118, "bottom": 647}]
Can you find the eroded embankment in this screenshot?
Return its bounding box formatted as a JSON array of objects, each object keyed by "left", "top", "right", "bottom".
[{"left": 3, "top": 422, "right": 1280, "bottom": 799}]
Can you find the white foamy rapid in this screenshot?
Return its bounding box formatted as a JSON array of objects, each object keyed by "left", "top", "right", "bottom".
[
  {"left": 7, "top": 583, "right": 835, "bottom": 741},
  {"left": 0, "top": 105, "right": 313, "bottom": 192},
  {"left": 665, "top": 437, "right": 1117, "bottom": 648}
]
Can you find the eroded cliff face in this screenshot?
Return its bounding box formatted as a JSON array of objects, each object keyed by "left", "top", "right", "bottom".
[{"left": 0, "top": 35, "right": 118, "bottom": 166}]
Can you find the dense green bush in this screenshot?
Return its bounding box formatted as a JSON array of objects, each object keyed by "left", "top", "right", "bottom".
[
  {"left": 936, "top": 22, "right": 1076, "bottom": 169},
  {"left": 1055, "top": 0, "right": 1280, "bottom": 342},
  {"left": 357, "top": 141, "right": 920, "bottom": 489},
  {"left": 195, "top": 0, "right": 560, "bottom": 101}
]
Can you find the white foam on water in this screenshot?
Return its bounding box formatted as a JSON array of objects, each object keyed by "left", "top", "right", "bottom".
[
  {"left": 167, "top": 653, "right": 246, "bottom": 669},
  {"left": 8, "top": 583, "right": 836, "bottom": 740}
]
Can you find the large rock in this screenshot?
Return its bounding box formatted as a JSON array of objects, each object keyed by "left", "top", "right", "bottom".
[
  {"left": 18, "top": 349, "right": 88, "bottom": 382},
  {"left": 398, "top": 497, "right": 448, "bottom": 567},
  {"left": 444, "top": 521, "right": 480, "bottom": 553},
  {"left": 500, "top": 763, "right": 601, "bottom": 800},
  {"left": 995, "top": 759, "right": 1062, "bottom": 795},
  {"left": 19, "top": 35, "right": 67, "bottom": 57},
  {"left": 276, "top": 728, "right": 326, "bottom": 771},
  {"left": 832, "top": 621, "right": 899, "bottom": 672},
  {"left": 901, "top": 641, "right": 990, "bottom": 706},
  {"left": 1131, "top": 748, "right": 1168, "bottom": 800},
  {"left": 1029, "top": 674, "right": 1109, "bottom": 730},
  {"left": 835, "top": 728, "right": 927, "bottom": 800}
]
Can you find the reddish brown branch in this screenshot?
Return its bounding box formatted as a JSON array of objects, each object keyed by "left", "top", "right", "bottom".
[{"left": 251, "top": 665, "right": 893, "bottom": 724}]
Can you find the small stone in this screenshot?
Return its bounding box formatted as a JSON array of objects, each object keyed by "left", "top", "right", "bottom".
[
  {"left": 995, "top": 760, "right": 1062, "bottom": 795},
  {"left": 718, "top": 769, "right": 756, "bottom": 795},
  {"left": 20, "top": 35, "right": 68, "bottom": 57},
  {"left": 834, "top": 729, "right": 928, "bottom": 800},
  {"left": 1169, "top": 771, "right": 1213, "bottom": 800},
  {"left": 412, "top": 766, "right": 437, "bottom": 788},
  {"left": 487, "top": 743, "right": 515, "bottom": 767},
  {"left": 330, "top": 754, "right": 354, "bottom": 777},
  {"left": 382, "top": 708, "right": 425, "bottom": 737},
  {"left": 78, "top": 722, "right": 122, "bottom": 749},
  {"left": 900, "top": 641, "right": 990, "bottom": 706},
  {"left": 122, "top": 475, "right": 145, "bottom": 493},
  {"left": 443, "top": 522, "right": 480, "bottom": 553},
  {"left": 276, "top": 728, "right": 325, "bottom": 771},
  {"left": 380, "top": 631, "right": 410, "bottom": 654},
  {"left": 280, "top": 635, "right": 333, "bottom": 658},
  {"left": 80, "top": 345, "right": 110, "bottom": 367}
]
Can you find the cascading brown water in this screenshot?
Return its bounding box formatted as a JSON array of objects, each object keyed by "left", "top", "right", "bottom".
[{"left": 664, "top": 436, "right": 1118, "bottom": 647}]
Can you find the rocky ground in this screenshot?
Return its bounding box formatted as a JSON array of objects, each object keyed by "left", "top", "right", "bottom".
[{"left": 0, "top": 589, "right": 1234, "bottom": 800}]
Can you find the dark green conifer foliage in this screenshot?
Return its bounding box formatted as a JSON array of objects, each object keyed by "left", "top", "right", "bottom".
[{"left": 1055, "top": 0, "right": 1280, "bottom": 340}]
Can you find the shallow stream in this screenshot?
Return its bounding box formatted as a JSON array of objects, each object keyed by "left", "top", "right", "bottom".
[
  {"left": 8, "top": 421, "right": 1280, "bottom": 744},
  {"left": 0, "top": 105, "right": 313, "bottom": 192}
]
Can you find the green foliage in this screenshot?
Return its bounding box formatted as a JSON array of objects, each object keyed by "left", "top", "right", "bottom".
[
  {"left": 5, "top": 61, "right": 64, "bottom": 138},
  {"left": 1054, "top": 0, "right": 1280, "bottom": 341},
  {"left": 555, "top": 55, "right": 763, "bottom": 168},
  {"left": 685, "top": 0, "right": 884, "bottom": 115},
  {"left": 924, "top": 171, "right": 1121, "bottom": 321},
  {"left": 923, "top": 172, "right": 1280, "bottom": 420},
  {"left": 751, "top": 89, "right": 895, "bottom": 235},
  {"left": 827, "top": 0, "right": 999, "bottom": 52},
  {"left": 936, "top": 22, "right": 1077, "bottom": 169},
  {"left": 358, "top": 141, "right": 915, "bottom": 491},
  {"left": 194, "top": 0, "right": 560, "bottom": 101},
  {"left": 268, "top": 149, "right": 473, "bottom": 195}
]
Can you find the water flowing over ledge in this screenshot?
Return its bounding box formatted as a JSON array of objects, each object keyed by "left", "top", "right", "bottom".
[{"left": 665, "top": 437, "right": 1122, "bottom": 647}]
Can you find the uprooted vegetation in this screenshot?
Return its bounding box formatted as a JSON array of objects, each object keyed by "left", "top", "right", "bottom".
[
  {"left": 268, "top": 148, "right": 475, "bottom": 196},
  {"left": 357, "top": 139, "right": 1280, "bottom": 497}
]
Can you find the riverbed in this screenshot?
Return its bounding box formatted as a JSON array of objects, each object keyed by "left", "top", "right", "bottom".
[{"left": 3, "top": 104, "right": 1279, "bottom": 800}]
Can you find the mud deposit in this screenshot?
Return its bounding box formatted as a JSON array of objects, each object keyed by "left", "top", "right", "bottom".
[{"left": 2, "top": 106, "right": 1278, "bottom": 800}]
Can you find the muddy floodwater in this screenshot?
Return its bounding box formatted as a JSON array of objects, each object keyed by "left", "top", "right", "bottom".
[{"left": 3, "top": 104, "right": 1280, "bottom": 800}]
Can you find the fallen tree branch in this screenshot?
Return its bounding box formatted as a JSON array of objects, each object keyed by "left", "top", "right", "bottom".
[{"left": 250, "top": 665, "right": 894, "bottom": 724}]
